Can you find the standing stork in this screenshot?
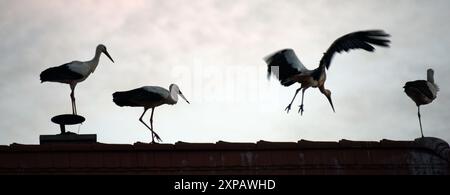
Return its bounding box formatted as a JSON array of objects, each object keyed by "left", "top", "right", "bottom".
[
  {"left": 40, "top": 44, "right": 114, "bottom": 115},
  {"left": 404, "top": 68, "right": 439, "bottom": 138},
  {"left": 113, "top": 84, "right": 190, "bottom": 143},
  {"left": 265, "top": 30, "right": 391, "bottom": 115}
]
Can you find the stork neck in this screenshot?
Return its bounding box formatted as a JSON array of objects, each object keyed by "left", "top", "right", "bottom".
[
  {"left": 89, "top": 49, "right": 102, "bottom": 73},
  {"left": 168, "top": 87, "right": 179, "bottom": 104},
  {"left": 427, "top": 70, "right": 435, "bottom": 84}
]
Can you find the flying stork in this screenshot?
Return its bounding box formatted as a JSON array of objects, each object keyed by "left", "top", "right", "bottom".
[
  {"left": 113, "top": 84, "right": 190, "bottom": 143},
  {"left": 40, "top": 44, "right": 114, "bottom": 115},
  {"left": 265, "top": 30, "right": 391, "bottom": 115},
  {"left": 404, "top": 68, "right": 439, "bottom": 138}
]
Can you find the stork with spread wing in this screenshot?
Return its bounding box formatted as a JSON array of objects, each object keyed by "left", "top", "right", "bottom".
[{"left": 265, "top": 30, "right": 391, "bottom": 115}]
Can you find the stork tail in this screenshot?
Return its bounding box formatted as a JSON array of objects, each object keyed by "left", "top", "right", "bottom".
[
  {"left": 113, "top": 92, "right": 135, "bottom": 107},
  {"left": 40, "top": 67, "right": 60, "bottom": 83}
]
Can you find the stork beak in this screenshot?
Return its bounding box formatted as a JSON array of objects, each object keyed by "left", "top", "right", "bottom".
[
  {"left": 179, "top": 91, "right": 190, "bottom": 104},
  {"left": 326, "top": 93, "right": 336, "bottom": 113},
  {"left": 103, "top": 50, "right": 114, "bottom": 63}
]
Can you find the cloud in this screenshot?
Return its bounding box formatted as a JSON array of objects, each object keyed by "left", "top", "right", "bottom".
[{"left": 0, "top": 0, "right": 449, "bottom": 145}]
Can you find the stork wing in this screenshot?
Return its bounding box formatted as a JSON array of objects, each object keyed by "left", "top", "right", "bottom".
[
  {"left": 113, "top": 86, "right": 169, "bottom": 107},
  {"left": 40, "top": 62, "right": 84, "bottom": 83},
  {"left": 404, "top": 80, "right": 435, "bottom": 99},
  {"left": 320, "top": 30, "right": 391, "bottom": 70},
  {"left": 264, "top": 49, "right": 308, "bottom": 87}
]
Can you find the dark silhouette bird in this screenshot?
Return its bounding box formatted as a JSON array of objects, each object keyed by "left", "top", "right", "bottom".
[
  {"left": 113, "top": 84, "right": 190, "bottom": 143},
  {"left": 40, "top": 44, "right": 114, "bottom": 115},
  {"left": 265, "top": 30, "right": 391, "bottom": 115},
  {"left": 404, "top": 68, "right": 439, "bottom": 138}
]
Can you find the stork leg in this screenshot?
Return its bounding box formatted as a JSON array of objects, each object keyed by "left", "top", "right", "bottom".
[
  {"left": 298, "top": 88, "right": 306, "bottom": 115},
  {"left": 139, "top": 108, "right": 161, "bottom": 143},
  {"left": 70, "top": 84, "right": 77, "bottom": 115},
  {"left": 149, "top": 108, "right": 162, "bottom": 143},
  {"left": 285, "top": 87, "right": 302, "bottom": 113},
  {"left": 418, "top": 106, "right": 424, "bottom": 138}
]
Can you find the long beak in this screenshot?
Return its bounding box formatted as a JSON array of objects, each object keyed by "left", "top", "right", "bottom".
[
  {"left": 179, "top": 92, "right": 190, "bottom": 104},
  {"left": 326, "top": 94, "right": 335, "bottom": 113},
  {"left": 103, "top": 50, "right": 114, "bottom": 63}
]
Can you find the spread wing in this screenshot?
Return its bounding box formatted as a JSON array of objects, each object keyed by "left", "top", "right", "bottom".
[
  {"left": 264, "top": 49, "right": 308, "bottom": 87},
  {"left": 320, "top": 30, "right": 391, "bottom": 70}
]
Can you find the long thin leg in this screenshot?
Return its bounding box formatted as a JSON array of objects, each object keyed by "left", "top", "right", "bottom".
[
  {"left": 285, "top": 87, "right": 302, "bottom": 113},
  {"left": 298, "top": 89, "right": 306, "bottom": 115},
  {"left": 418, "top": 106, "right": 424, "bottom": 138},
  {"left": 139, "top": 108, "right": 162, "bottom": 143},
  {"left": 149, "top": 108, "right": 162, "bottom": 143},
  {"left": 139, "top": 108, "right": 155, "bottom": 143},
  {"left": 70, "top": 84, "right": 77, "bottom": 115}
]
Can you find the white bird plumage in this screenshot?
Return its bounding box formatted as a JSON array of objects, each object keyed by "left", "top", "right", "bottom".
[
  {"left": 40, "top": 44, "right": 114, "bottom": 115},
  {"left": 404, "top": 68, "right": 439, "bottom": 138},
  {"left": 113, "top": 84, "right": 190, "bottom": 143}
]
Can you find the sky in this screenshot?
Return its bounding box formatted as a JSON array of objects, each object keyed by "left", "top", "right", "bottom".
[{"left": 0, "top": 0, "right": 449, "bottom": 145}]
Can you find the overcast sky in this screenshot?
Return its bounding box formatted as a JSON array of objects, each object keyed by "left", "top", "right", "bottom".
[{"left": 1, "top": 0, "right": 449, "bottom": 145}]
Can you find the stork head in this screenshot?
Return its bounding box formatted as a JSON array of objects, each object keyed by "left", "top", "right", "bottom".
[
  {"left": 170, "top": 84, "right": 190, "bottom": 104},
  {"left": 324, "top": 89, "right": 335, "bottom": 113},
  {"left": 97, "top": 44, "right": 114, "bottom": 63}
]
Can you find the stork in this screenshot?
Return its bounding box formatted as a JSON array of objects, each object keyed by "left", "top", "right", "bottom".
[
  {"left": 113, "top": 84, "right": 190, "bottom": 143},
  {"left": 40, "top": 44, "right": 114, "bottom": 115},
  {"left": 265, "top": 30, "right": 391, "bottom": 115},
  {"left": 404, "top": 68, "right": 439, "bottom": 138}
]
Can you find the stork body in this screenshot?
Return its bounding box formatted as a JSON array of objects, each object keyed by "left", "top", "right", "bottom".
[
  {"left": 113, "top": 84, "right": 190, "bottom": 143},
  {"left": 265, "top": 30, "right": 391, "bottom": 115},
  {"left": 40, "top": 44, "right": 114, "bottom": 115},
  {"left": 404, "top": 69, "right": 439, "bottom": 138}
]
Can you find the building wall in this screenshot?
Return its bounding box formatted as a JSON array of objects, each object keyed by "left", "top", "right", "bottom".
[{"left": 0, "top": 137, "right": 449, "bottom": 175}]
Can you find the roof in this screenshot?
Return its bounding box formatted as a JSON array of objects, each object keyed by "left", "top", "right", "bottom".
[{"left": 0, "top": 137, "right": 449, "bottom": 175}]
